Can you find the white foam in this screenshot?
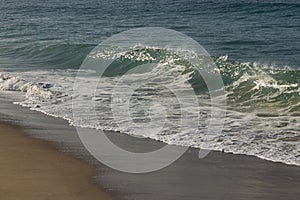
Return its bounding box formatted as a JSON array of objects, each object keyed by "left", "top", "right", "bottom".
[{"left": 0, "top": 69, "right": 299, "bottom": 167}]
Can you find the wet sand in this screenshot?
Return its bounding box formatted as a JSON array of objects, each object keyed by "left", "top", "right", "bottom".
[
  {"left": 0, "top": 93, "right": 299, "bottom": 200},
  {"left": 0, "top": 123, "right": 113, "bottom": 200}
]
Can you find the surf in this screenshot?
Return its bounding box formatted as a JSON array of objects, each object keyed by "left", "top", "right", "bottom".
[{"left": 0, "top": 46, "right": 299, "bottom": 167}]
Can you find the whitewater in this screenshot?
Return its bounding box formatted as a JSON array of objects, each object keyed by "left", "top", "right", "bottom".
[{"left": 0, "top": 48, "right": 299, "bottom": 167}]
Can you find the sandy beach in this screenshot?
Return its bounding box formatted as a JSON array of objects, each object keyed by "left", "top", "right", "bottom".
[
  {"left": 0, "top": 123, "right": 113, "bottom": 200},
  {"left": 0, "top": 1, "right": 299, "bottom": 199},
  {"left": 0, "top": 94, "right": 299, "bottom": 200}
]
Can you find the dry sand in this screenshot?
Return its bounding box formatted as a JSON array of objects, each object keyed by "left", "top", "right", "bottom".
[
  {"left": 0, "top": 95, "right": 299, "bottom": 200},
  {"left": 0, "top": 123, "right": 113, "bottom": 200}
]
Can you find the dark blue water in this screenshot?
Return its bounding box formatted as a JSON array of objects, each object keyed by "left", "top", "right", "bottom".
[
  {"left": 0, "top": 0, "right": 299, "bottom": 69},
  {"left": 0, "top": 0, "right": 299, "bottom": 166}
]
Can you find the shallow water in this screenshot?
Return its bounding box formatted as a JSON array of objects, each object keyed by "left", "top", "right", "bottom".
[{"left": 0, "top": 0, "right": 299, "bottom": 166}]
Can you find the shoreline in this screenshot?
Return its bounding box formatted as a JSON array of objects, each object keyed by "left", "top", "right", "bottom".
[
  {"left": 0, "top": 122, "right": 114, "bottom": 200},
  {"left": 0, "top": 93, "right": 300, "bottom": 199}
]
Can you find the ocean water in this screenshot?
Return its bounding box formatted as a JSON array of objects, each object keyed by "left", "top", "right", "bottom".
[{"left": 0, "top": 0, "right": 299, "bottom": 166}]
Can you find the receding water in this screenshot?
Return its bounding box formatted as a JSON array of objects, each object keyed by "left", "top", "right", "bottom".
[{"left": 0, "top": 0, "right": 299, "bottom": 166}]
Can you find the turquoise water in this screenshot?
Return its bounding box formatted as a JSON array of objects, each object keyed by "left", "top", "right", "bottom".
[{"left": 0, "top": 0, "right": 299, "bottom": 166}]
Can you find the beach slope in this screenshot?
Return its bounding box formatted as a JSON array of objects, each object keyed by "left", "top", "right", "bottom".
[{"left": 0, "top": 123, "right": 113, "bottom": 200}]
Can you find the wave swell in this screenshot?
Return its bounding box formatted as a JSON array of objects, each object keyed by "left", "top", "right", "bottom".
[{"left": 0, "top": 46, "right": 299, "bottom": 167}]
